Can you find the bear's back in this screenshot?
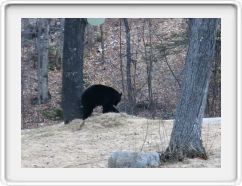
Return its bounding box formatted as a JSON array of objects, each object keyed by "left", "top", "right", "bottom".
[{"left": 81, "top": 84, "right": 118, "bottom": 105}]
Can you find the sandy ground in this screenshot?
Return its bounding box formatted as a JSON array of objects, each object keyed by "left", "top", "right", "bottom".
[{"left": 21, "top": 113, "right": 221, "bottom": 168}]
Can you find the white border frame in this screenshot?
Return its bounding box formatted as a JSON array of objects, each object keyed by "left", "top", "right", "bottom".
[{"left": 0, "top": 0, "right": 241, "bottom": 185}]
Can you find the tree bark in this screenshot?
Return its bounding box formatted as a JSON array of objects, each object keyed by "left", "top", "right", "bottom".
[
  {"left": 123, "top": 18, "right": 134, "bottom": 114},
  {"left": 100, "top": 25, "right": 105, "bottom": 64},
  {"left": 165, "top": 19, "right": 218, "bottom": 161},
  {"left": 58, "top": 18, "right": 65, "bottom": 69},
  {"left": 37, "top": 18, "right": 50, "bottom": 104},
  {"left": 62, "top": 18, "right": 86, "bottom": 124},
  {"left": 119, "top": 19, "right": 125, "bottom": 97},
  {"left": 147, "top": 19, "right": 154, "bottom": 116},
  {"left": 205, "top": 28, "right": 221, "bottom": 116}
]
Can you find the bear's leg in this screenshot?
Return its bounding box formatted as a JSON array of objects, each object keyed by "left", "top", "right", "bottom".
[
  {"left": 82, "top": 106, "right": 94, "bottom": 120},
  {"left": 79, "top": 106, "right": 94, "bottom": 129},
  {"left": 102, "top": 105, "right": 109, "bottom": 113}
]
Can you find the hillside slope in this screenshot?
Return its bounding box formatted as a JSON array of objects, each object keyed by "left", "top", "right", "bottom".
[{"left": 21, "top": 113, "right": 221, "bottom": 168}]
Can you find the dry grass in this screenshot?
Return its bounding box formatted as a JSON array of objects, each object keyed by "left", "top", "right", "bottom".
[{"left": 21, "top": 113, "right": 221, "bottom": 168}]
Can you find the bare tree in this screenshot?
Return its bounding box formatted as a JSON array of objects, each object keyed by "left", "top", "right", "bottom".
[
  {"left": 100, "top": 25, "right": 105, "bottom": 64},
  {"left": 62, "top": 18, "right": 87, "bottom": 124},
  {"left": 119, "top": 19, "right": 125, "bottom": 96},
  {"left": 164, "top": 18, "right": 218, "bottom": 160},
  {"left": 141, "top": 20, "right": 155, "bottom": 116},
  {"left": 37, "top": 18, "right": 51, "bottom": 104},
  {"left": 56, "top": 18, "right": 65, "bottom": 69},
  {"left": 205, "top": 28, "right": 221, "bottom": 117},
  {"left": 123, "top": 18, "right": 135, "bottom": 113},
  {"left": 86, "top": 25, "right": 94, "bottom": 56},
  {"left": 147, "top": 19, "right": 154, "bottom": 115}
]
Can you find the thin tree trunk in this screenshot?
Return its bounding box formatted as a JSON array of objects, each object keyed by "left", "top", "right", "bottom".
[
  {"left": 123, "top": 18, "right": 134, "bottom": 114},
  {"left": 133, "top": 51, "right": 137, "bottom": 99},
  {"left": 58, "top": 18, "right": 65, "bottom": 68},
  {"left": 100, "top": 25, "right": 105, "bottom": 64},
  {"left": 37, "top": 18, "right": 50, "bottom": 104},
  {"left": 163, "top": 47, "right": 181, "bottom": 88},
  {"left": 119, "top": 19, "right": 125, "bottom": 97},
  {"left": 212, "top": 36, "right": 221, "bottom": 114},
  {"left": 206, "top": 29, "right": 221, "bottom": 116},
  {"left": 147, "top": 19, "right": 154, "bottom": 116},
  {"left": 86, "top": 25, "right": 94, "bottom": 56},
  {"left": 165, "top": 18, "right": 218, "bottom": 161},
  {"left": 142, "top": 20, "right": 154, "bottom": 116},
  {"left": 62, "top": 18, "right": 86, "bottom": 124},
  {"left": 33, "top": 20, "right": 38, "bottom": 69}
]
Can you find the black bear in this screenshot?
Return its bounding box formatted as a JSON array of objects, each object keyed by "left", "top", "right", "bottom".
[{"left": 81, "top": 84, "right": 122, "bottom": 120}]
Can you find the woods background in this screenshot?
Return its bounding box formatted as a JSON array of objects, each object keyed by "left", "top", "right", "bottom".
[{"left": 21, "top": 18, "right": 221, "bottom": 129}]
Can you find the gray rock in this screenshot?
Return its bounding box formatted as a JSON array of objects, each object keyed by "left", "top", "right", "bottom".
[{"left": 108, "top": 151, "right": 161, "bottom": 168}]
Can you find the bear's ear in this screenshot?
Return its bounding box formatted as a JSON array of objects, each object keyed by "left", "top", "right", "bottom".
[{"left": 120, "top": 92, "right": 122, "bottom": 97}]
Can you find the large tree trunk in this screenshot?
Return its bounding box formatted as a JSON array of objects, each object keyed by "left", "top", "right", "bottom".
[
  {"left": 165, "top": 18, "right": 218, "bottom": 161},
  {"left": 62, "top": 18, "right": 86, "bottom": 124},
  {"left": 123, "top": 18, "right": 134, "bottom": 114},
  {"left": 37, "top": 18, "right": 50, "bottom": 104}
]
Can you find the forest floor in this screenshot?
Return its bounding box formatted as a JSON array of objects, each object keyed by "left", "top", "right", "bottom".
[{"left": 21, "top": 113, "right": 221, "bottom": 168}]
